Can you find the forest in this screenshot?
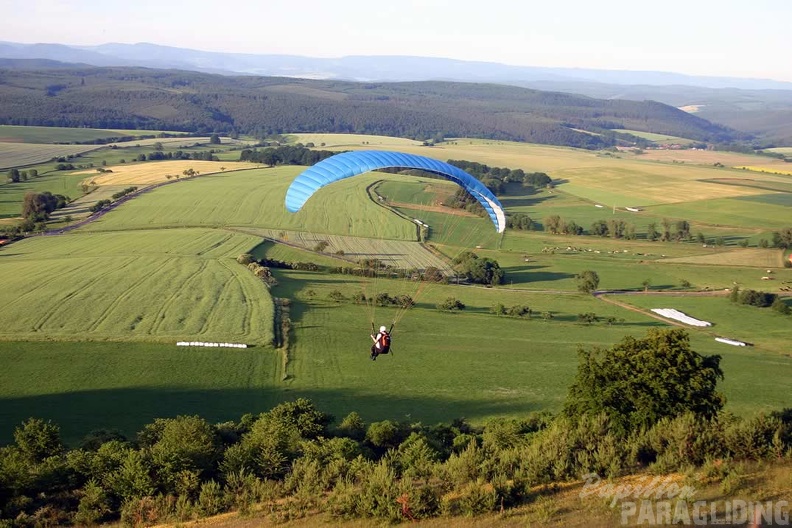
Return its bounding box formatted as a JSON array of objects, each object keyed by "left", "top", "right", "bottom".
[{"left": 0, "top": 63, "right": 745, "bottom": 148}]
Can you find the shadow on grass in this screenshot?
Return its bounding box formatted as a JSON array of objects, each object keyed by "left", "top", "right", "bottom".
[{"left": 0, "top": 386, "right": 541, "bottom": 446}]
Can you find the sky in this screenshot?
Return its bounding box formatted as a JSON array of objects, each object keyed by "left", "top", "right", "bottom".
[{"left": 1, "top": 0, "right": 791, "bottom": 82}]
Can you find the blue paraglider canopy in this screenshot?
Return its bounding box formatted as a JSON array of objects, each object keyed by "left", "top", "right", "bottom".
[{"left": 284, "top": 150, "right": 506, "bottom": 233}]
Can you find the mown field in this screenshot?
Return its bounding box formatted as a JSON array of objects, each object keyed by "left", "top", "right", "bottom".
[
  {"left": 0, "top": 229, "right": 274, "bottom": 343},
  {"left": 82, "top": 167, "right": 418, "bottom": 240},
  {"left": 0, "top": 143, "right": 103, "bottom": 170},
  {"left": 1, "top": 131, "right": 791, "bottom": 444},
  {"left": 0, "top": 125, "right": 184, "bottom": 144},
  {"left": 612, "top": 129, "right": 697, "bottom": 145}
]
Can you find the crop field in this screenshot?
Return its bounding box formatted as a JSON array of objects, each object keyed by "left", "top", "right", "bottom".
[
  {"left": 290, "top": 134, "right": 784, "bottom": 209},
  {"left": 286, "top": 133, "right": 422, "bottom": 149},
  {"left": 83, "top": 167, "right": 419, "bottom": 240},
  {"left": 636, "top": 148, "right": 792, "bottom": 168},
  {"left": 734, "top": 165, "right": 792, "bottom": 176},
  {"left": 107, "top": 136, "right": 245, "bottom": 149},
  {"left": 612, "top": 129, "right": 697, "bottom": 145},
  {"left": 660, "top": 248, "right": 786, "bottom": 267},
  {"left": 701, "top": 177, "right": 792, "bottom": 194},
  {"left": 0, "top": 229, "right": 274, "bottom": 344},
  {"left": 0, "top": 142, "right": 103, "bottom": 170},
  {"left": 75, "top": 160, "right": 261, "bottom": 186},
  {"left": 0, "top": 125, "right": 185, "bottom": 144},
  {"left": 240, "top": 228, "right": 450, "bottom": 272},
  {"left": 1, "top": 134, "right": 791, "bottom": 444}
]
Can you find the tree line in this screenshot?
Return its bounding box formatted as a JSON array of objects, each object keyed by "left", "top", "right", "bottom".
[
  {"left": 238, "top": 145, "right": 338, "bottom": 166},
  {"left": 0, "top": 328, "right": 789, "bottom": 526}
]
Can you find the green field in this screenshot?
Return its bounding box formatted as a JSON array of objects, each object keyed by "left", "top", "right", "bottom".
[
  {"left": 0, "top": 229, "right": 274, "bottom": 343},
  {"left": 0, "top": 170, "right": 89, "bottom": 218},
  {"left": 612, "top": 129, "right": 697, "bottom": 145},
  {"left": 0, "top": 125, "right": 186, "bottom": 144},
  {"left": 0, "top": 143, "right": 103, "bottom": 170},
  {"left": 1, "top": 131, "right": 791, "bottom": 445},
  {"left": 82, "top": 167, "right": 417, "bottom": 240}
]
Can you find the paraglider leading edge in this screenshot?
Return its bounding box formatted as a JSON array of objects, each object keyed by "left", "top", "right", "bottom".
[{"left": 284, "top": 150, "right": 506, "bottom": 233}]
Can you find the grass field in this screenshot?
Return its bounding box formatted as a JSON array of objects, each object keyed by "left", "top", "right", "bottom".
[
  {"left": 0, "top": 125, "right": 185, "bottom": 144},
  {"left": 1, "top": 132, "right": 791, "bottom": 445},
  {"left": 0, "top": 143, "right": 103, "bottom": 170},
  {"left": 612, "top": 129, "right": 697, "bottom": 145},
  {"left": 0, "top": 171, "right": 89, "bottom": 218},
  {"left": 0, "top": 229, "right": 274, "bottom": 344},
  {"left": 289, "top": 134, "right": 791, "bottom": 217},
  {"left": 82, "top": 167, "right": 419, "bottom": 240},
  {"left": 239, "top": 228, "right": 450, "bottom": 271},
  {"left": 107, "top": 137, "right": 244, "bottom": 149}
]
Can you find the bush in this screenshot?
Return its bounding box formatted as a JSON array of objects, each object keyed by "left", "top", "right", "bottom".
[
  {"left": 738, "top": 289, "right": 776, "bottom": 307},
  {"left": 771, "top": 297, "right": 791, "bottom": 315},
  {"left": 236, "top": 253, "right": 254, "bottom": 265},
  {"left": 437, "top": 297, "right": 465, "bottom": 311}
]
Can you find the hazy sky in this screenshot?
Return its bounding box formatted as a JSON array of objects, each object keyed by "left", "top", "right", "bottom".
[{"left": 2, "top": 0, "right": 791, "bottom": 81}]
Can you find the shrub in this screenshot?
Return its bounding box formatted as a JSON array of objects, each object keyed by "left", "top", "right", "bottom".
[{"left": 437, "top": 297, "right": 465, "bottom": 311}]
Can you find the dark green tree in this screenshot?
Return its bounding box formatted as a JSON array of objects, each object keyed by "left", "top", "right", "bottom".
[
  {"left": 575, "top": 270, "right": 600, "bottom": 294},
  {"left": 591, "top": 220, "right": 609, "bottom": 237},
  {"left": 564, "top": 328, "right": 725, "bottom": 433},
  {"left": 13, "top": 418, "right": 63, "bottom": 463}
]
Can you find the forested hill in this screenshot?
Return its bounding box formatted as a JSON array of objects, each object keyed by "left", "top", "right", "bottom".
[{"left": 0, "top": 63, "right": 743, "bottom": 147}]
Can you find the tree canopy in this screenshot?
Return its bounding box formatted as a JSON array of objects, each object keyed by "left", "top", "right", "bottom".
[{"left": 563, "top": 328, "right": 725, "bottom": 433}]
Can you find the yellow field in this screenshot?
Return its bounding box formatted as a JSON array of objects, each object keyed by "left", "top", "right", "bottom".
[
  {"left": 636, "top": 148, "right": 790, "bottom": 167},
  {"left": 76, "top": 160, "right": 262, "bottom": 185},
  {"left": 661, "top": 248, "right": 786, "bottom": 268},
  {"left": 734, "top": 165, "right": 792, "bottom": 176},
  {"left": 289, "top": 134, "right": 772, "bottom": 206},
  {"left": 288, "top": 133, "right": 422, "bottom": 149}
]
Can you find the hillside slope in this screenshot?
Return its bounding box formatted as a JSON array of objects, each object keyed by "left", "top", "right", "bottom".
[{"left": 0, "top": 64, "right": 743, "bottom": 148}]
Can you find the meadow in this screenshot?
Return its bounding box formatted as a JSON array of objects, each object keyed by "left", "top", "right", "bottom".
[{"left": 1, "top": 129, "right": 791, "bottom": 444}]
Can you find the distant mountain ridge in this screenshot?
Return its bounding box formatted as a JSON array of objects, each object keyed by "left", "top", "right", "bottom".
[
  {"left": 1, "top": 41, "right": 791, "bottom": 91},
  {"left": 0, "top": 64, "right": 742, "bottom": 148}
]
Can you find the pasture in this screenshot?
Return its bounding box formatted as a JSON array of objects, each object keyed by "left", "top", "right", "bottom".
[
  {"left": 0, "top": 171, "right": 88, "bottom": 218},
  {"left": 0, "top": 229, "right": 274, "bottom": 344}
]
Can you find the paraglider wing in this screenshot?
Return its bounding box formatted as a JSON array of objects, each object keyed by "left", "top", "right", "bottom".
[{"left": 284, "top": 150, "right": 506, "bottom": 233}]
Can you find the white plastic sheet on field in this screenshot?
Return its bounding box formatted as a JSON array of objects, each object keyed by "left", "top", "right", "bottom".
[{"left": 651, "top": 308, "right": 712, "bottom": 327}]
